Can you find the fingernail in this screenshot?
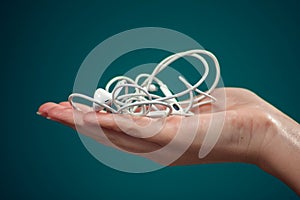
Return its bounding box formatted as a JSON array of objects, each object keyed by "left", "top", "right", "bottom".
[
  {"left": 36, "top": 112, "right": 41, "bottom": 115},
  {"left": 46, "top": 117, "right": 52, "bottom": 120}
]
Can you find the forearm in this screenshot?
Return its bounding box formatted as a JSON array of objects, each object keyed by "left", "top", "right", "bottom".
[{"left": 258, "top": 113, "right": 300, "bottom": 195}]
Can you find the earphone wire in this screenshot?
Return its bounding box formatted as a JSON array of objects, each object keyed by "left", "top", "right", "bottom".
[{"left": 69, "top": 49, "right": 221, "bottom": 117}]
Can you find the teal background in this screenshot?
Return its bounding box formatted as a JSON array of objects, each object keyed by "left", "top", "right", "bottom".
[{"left": 1, "top": 0, "right": 299, "bottom": 199}]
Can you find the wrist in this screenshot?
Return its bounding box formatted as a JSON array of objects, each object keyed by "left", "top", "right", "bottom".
[{"left": 256, "top": 111, "right": 300, "bottom": 194}]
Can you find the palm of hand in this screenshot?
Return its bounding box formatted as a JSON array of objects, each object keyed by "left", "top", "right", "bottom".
[{"left": 38, "top": 88, "right": 273, "bottom": 165}]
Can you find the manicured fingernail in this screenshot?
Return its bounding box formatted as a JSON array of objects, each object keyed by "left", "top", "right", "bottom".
[
  {"left": 46, "top": 117, "right": 52, "bottom": 120},
  {"left": 36, "top": 112, "right": 41, "bottom": 115}
]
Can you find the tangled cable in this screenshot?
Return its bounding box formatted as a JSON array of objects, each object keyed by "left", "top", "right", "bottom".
[{"left": 69, "top": 49, "right": 220, "bottom": 118}]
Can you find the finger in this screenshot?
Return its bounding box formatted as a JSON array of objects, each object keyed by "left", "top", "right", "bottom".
[
  {"left": 38, "top": 102, "right": 59, "bottom": 117},
  {"left": 59, "top": 100, "right": 94, "bottom": 112},
  {"left": 58, "top": 101, "right": 72, "bottom": 108},
  {"left": 39, "top": 101, "right": 94, "bottom": 125},
  {"left": 44, "top": 104, "right": 76, "bottom": 129},
  {"left": 100, "top": 128, "right": 162, "bottom": 153},
  {"left": 83, "top": 112, "right": 177, "bottom": 145},
  {"left": 40, "top": 103, "right": 162, "bottom": 153},
  {"left": 48, "top": 107, "right": 162, "bottom": 153},
  {"left": 83, "top": 112, "right": 121, "bottom": 130}
]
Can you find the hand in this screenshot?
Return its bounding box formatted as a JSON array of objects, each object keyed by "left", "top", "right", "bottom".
[{"left": 37, "top": 87, "right": 300, "bottom": 194}]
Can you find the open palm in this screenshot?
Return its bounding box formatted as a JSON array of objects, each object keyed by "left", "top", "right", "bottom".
[{"left": 38, "top": 87, "right": 276, "bottom": 165}]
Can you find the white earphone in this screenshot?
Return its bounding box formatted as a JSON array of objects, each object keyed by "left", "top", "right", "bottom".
[{"left": 68, "top": 49, "right": 220, "bottom": 118}]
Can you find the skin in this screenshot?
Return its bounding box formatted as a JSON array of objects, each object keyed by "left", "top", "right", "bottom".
[{"left": 37, "top": 87, "right": 300, "bottom": 195}]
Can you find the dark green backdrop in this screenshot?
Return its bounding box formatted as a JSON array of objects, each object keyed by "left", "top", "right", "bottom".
[{"left": 1, "top": 0, "right": 299, "bottom": 199}]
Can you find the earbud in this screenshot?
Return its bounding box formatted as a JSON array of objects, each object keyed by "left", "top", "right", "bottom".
[
  {"left": 148, "top": 84, "right": 157, "bottom": 92},
  {"left": 93, "top": 88, "right": 112, "bottom": 111}
]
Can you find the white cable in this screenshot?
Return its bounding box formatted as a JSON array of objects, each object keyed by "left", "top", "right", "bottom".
[
  {"left": 144, "top": 53, "right": 210, "bottom": 102},
  {"left": 68, "top": 49, "right": 221, "bottom": 117}
]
